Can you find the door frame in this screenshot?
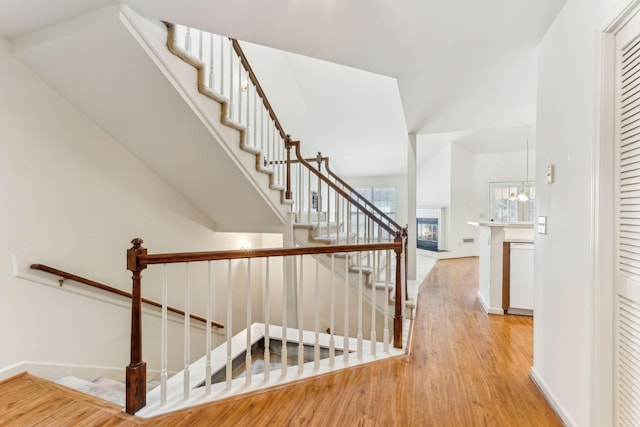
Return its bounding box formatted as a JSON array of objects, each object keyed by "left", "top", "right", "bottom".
[{"left": 596, "top": 2, "right": 640, "bottom": 425}]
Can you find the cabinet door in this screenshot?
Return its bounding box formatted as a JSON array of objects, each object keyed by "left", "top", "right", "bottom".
[{"left": 509, "top": 243, "right": 534, "bottom": 311}]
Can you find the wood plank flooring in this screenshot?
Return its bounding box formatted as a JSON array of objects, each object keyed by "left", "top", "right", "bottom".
[{"left": 0, "top": 258, "right": 561, "bottom": 426}]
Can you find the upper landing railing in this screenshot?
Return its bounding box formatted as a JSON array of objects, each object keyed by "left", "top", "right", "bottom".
[{"left": 125, "top": 238, "right": 404, "bottom": 415}]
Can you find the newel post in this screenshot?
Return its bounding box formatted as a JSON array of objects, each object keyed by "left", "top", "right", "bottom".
[
  {"left": 126, "top": 238, "right": 147, "bottom": 415},
  {"left": 393, "top": 231, "right": 404, "bottom": 349},
  {"left": 285, "top": 135, "right": 293, "bottom": 201}
]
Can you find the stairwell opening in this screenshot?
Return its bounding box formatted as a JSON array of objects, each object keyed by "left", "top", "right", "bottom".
[{"left": 196, "top": 337, "right": 345, "bottom": 387}]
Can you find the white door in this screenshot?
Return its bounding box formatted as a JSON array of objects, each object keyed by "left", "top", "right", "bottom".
[{"left": 615, "top": 11, "right": 640, "bottom": 426}]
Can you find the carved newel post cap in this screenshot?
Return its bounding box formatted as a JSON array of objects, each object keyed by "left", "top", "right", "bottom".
[{"left": 131, "top": 238, "right": 144, "bottom": 249}]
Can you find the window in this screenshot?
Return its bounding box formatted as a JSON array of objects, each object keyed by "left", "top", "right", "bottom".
[
  {"left": 489, "top": 182, "right": 536, "bottom": 222},
  {"left": 351, "top": 187, "right": 396, "bottom": 239}
]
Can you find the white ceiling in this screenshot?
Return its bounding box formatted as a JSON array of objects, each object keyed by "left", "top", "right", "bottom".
[{"left": 0, "top": 0, "right": 565, "bottom": 176}]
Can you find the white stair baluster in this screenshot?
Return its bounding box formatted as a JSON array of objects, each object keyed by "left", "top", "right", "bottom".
[
  {"left": 245, "top": 78, "right": 251, "bottom": 145},
  {"left": 185, "top": 27, "right": 191, "bottom": 53},
  {"left": 384, "top": 250, "right": 390, "bottom": 352},
  {"left": 316, "top": 174, "right": 321, "bottom": 232},
  {"left": 226, "top": 259, "right": 232, "bottom": 390},
  {"left": 206, "top": 261, "right": 212, "bottom": 395},
  {"left": 357, "top": 252, "right": 363, "bottom": 360},
  {"left": 329, "top": 254, "right": 335, "bottom": 367},
  {"left": 183, "top": 262, "right": 190, "bottom": 400},
  {"left": 260, "top": 107, "right": 265, "bottom": 156},
  {"left": 198, "top": 29, "right": 203, "bottom": 62},
  {"left": 307, "top": 168, "right": 311, "bottom": 225},
  {"left": 219, "top": 36, "right": 224, "bottom": 95},
  {"left": 160, "top": 263, "right": 168, "bottom": 406},
  {"left": 281, "top": 257, "right": 288, "bottom": 377},
  {"left": 252, "top": 87, "right": 257, "bottom": 149},
  {"left": 335, "top": 191, "right": 340, "bottom": 244},
  {"left": 326, "top": 185, "right": 331, "bottom": 237},
  {"left": 298, "top": 255, "right": 304, "bottom": 373},
  {"left": 209, "top": 33, "right": 215, "bottom": 90},
  {"left": 245, "top": 258, "right": 252, "bottom": 386},
  {"left": 314, "top": 256, "right": 320, "bottom": 370},
  {"left": 343, "top": 251, "right": 350, "bottom": 363},
  {"left": 228, "top": 39, "right": 234, "bottom": 120},
  {"left": 238, "top": 67, "right": 244, "bottom": 126},
  {"left": 356, "top": 207, "right": 360, "bottom": 244},
  {"left": 371, "top": 250, "right": 377, "bottom": 355},
  {"left": 264, "top": 258, "right": 271, "bottom": 381},
  {"left": 346, "top": 201, "right": 351, "bottom": 244}
]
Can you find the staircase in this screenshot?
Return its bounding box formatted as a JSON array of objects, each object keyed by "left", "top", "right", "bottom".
[
  {"left": 11, "top": 4, "right": 290, "bottom": 232},
  {"left": 9, "top": 4, "right": 409, "bottom": 418}
]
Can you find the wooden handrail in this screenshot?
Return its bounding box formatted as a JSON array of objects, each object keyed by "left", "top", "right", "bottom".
[
  {"left": 231, "top": 39, "right": 287, "bottom": 141},
  {"left": 29, "top": 263, "right": 223, "bottom": 329},
  {"left": 289, "top": 140, "right": 398, "bottom": 236},
  {"left": 139, "top": 241, "right": 401, "bottom": 266}
]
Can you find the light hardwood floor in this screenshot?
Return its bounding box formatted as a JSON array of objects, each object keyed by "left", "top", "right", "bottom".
[{"left": 0, "top": 258, "right": 561, "bottom": 426}]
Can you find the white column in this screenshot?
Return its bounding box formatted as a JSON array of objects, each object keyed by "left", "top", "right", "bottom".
[{"left": 407, "top": 133, "right": 417, "bottom": 280}]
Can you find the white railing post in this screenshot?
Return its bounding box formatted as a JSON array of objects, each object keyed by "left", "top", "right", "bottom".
[
  {"left": 343, "top": 251, "right": 350, "bottom": 363},
  {"left": 281, "top": 256, "right": 288, "bottom": 377},
  {"left": 264, "top": 258, "right": 271, "bottom": 381},
  {"left": 183, "top": 263, "right": 191, "bottom": 400},
  {"left": 297, "top": 255, "right": 304, "bottom": 373},
  {"left": 384, "top": 250, "right": 391, "bottom": 353},
  {"left": 160, "top": 263, "right": 168, "bottom": 405},
  {"left": 314, "top": 256, "right": 320, "bottom": 370},
  {"left": 245, "top": 258, "right": 252, "bottom": 386},
  {"left": 226, "top": 259, "right": 232, "bottom": 390},
  {"left": 208, "top": 33, "right": 215, "bottom": 90},
  {"left": 329, "top": 254, "right": 336, "bottom": 366},
  {"left": 357, "top": 252, "right": 363, "bottom": 359},
  {"left": 205, "top": 261, "right": 212, "bottom": 395},
  {"left": 371, "top": 250, "right": 377, "bottom": 355}
]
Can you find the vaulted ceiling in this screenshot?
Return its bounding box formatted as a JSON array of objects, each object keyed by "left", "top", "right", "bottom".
[{"left": 0, "top": 0, "right": 565, "bottom": 175}]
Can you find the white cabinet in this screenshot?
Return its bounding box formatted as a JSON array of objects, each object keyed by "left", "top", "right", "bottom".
[{"left": 509, "top": 242, "right": 534, "bottom": 314}]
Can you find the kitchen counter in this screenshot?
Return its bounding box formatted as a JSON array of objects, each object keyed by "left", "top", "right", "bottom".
[{"left": 469, "top": 221, "right": 534, "bottom": 315}]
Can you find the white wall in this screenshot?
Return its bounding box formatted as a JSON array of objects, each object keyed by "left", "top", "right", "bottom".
[
  {"left": 0, "top": 39, "right": 268, "bottom": 374},
  {"left": 533, "top": 0, "right": 599, "bottom": 425},
  {"left": 449, "top": 144, "right": 477, "bottom": 257},
  {"left": 416, "top": 142, "right": 451, "bottom": 209}
]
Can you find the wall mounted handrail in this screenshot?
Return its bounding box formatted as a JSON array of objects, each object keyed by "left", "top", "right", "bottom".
[{"left": 29, "top": 263, "right": 223, "bottom": 329}]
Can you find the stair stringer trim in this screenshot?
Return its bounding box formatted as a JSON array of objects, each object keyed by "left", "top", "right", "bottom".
[{"left": 163, "top": 23, "right": 292, "bottom": 206}]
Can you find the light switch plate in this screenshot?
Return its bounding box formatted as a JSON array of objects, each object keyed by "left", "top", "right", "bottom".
[
  {"left": 546, "top": 164, "right": 555, "bottom": 184},
  {"left": 538, "top": 216, "right": 547, "bottom": 234}
]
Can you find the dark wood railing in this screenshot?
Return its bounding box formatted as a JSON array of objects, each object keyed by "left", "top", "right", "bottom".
[
  {"left": 125, "top": 237, "right": 404, "bottom": 414},
  {"left": 29, "top": 264, "right": 223, "bottom": 329}
]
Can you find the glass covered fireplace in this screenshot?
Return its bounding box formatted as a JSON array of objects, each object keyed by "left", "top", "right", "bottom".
[
  {"left": 416, "top": 207, "right": 446, "bottom": 252},
  {"left": 417, "top": 217, "right": 438, "bottom": 250}
]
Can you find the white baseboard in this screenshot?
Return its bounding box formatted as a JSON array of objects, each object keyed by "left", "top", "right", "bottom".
[
  {"left": 0, "top": 361, "right": 27, "bottom": 382},
  {"left": 476, "top": 292, "right": 504, "bottom": 315},
  {"left": 530, "top": 366, "right": 578, "bottom": 427},
  {"left": 0, "top": 361, "right": 171, "bottom": 383}
]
